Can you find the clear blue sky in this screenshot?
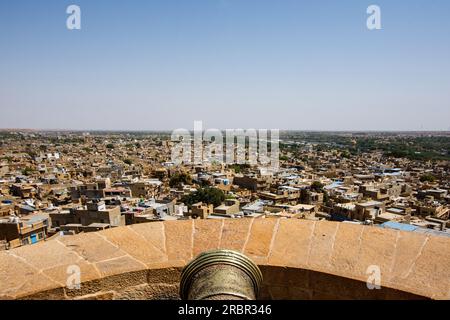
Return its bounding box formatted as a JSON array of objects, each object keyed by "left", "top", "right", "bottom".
[{"left": 1, "top": 0, "right": 449, "bottom": 131}]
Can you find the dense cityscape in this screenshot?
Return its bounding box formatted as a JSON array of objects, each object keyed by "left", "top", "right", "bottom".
[{"left": 1, "top": 130, "right": 449, "bottom": 249}]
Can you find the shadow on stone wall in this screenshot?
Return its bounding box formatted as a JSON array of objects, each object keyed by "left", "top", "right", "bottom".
[
  {"left": 19, "top": 265, "right": 427, "bottom": 300},
  {"left": 259, "top": 266, "right": 428, "bottom": 300}
]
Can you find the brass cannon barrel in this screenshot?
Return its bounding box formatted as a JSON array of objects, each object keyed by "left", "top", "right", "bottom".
[{"left": 180, "top": 249, "right": 263, "bottom": 300}]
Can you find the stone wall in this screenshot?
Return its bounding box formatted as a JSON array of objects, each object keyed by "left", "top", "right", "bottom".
[{"left": 1, "top": 219, "right": 449, "bottom": 300}]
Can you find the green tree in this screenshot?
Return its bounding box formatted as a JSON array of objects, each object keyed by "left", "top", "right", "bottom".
[
  {"left": 323, "top": 190, "right": 330, "bottom": 205},
  {"left": 181, "top": 187, "right": 225, "bottom": 208},
  {"left": 310, "top": 181, "right": 324, "bottom": 192},
  {"left": 420, "top": 174, "right": 436, "bottom": 183},
  {"left": 229, "top": 164, "right": 250, "bottom": 174},
  {"left": 341, "top": 151, "right": 351, "bottom": 158},
  {"left": 25, "top": 149, "right": 37, "bottom": 159},
  {"left": 169, "top": 172, "right": 192, "bottom": 188},
  {"left": 22, "top": 167, "right": 34, "bottom": 176}
]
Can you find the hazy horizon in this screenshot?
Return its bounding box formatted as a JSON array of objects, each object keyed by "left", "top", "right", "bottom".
[
  {"left": 1, "top": 0, "right": 450, "bottom": 131},
  {"left": 1, "top": 127, "right": 450, "bottom": 134}
]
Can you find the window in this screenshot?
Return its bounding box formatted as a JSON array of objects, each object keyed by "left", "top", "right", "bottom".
[
  {"left": 38, "top": 232, "right": 44, "bottom": 240},
  {"left": 22, "top": 238, "right": 29, "bottom": 245}
]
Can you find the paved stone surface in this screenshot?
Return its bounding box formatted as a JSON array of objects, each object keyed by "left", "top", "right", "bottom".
[
  {"left": 268, "top": 219, "right": 314, "bottom": 268},
  {"left": 244, "top": 218, "right": 278, "bottom": 263},
  {"left": 8, "top": 240, "right": 80, "bottom": 271},
  {"left": 330, "top": 222, "right": 366, "bottom": 279},
  {"left": 403, "top": 235, "right": 450, "bottom": 299},
  {"left": 219, "top": 218, "right": 253, "bottom": 252},
  {"left": 0, "top": 253, "right": 60, "bottom": 298},
  {"left": 129, "top": 222, "right": 166, "bottom": 254},
  {"left": 307, "top": 221, "right": 339, "bottom": 272},
  {"left": 193, "top": 219, "right": 223, "bottom": 256},
  {"left": 101, "top": 227, "right": 166, "bottom": 266},
  {"left": 95, "top": 256, "right": 146, "bottom": 278},
  {"left": 43, "top": 259, "right": 101, "bottom": 286},
  {"left": 58, "top": 232, "right": 127, "bottom": 263},
  {"left": 163, "top": 220, "right": 193, "bottom": 262},
  {"left": 388, "top": 231, "right": 428, "bottom": 283},
  {"left": 356, "top": 226, "right": 398, "bottom": 282},
  {"left": 0, "top": 219, "right": 449, "bottom": 300}
]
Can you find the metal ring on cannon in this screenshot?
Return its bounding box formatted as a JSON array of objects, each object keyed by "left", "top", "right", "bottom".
[{"left": 180, "top": 249, "right": 263, "bottom": 300}]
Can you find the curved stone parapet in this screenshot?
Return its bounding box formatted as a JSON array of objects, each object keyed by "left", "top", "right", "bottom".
[{"left": 0, "top": 219, "right": 449, "bottom": 300}]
